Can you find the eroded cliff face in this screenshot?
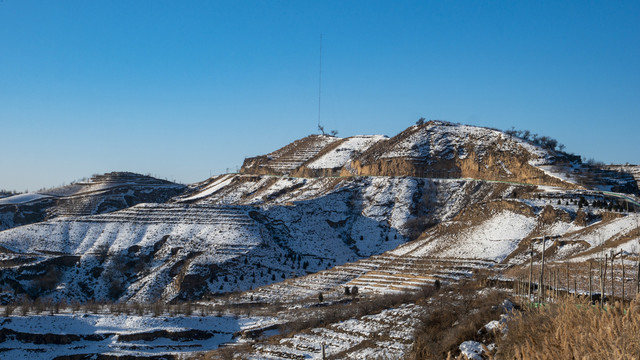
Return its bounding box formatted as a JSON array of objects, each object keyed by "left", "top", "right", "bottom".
[
  {"left": 291, "top": 166, "right": 342, "bottom": 178},
  {"left": 345, "top": 148, "right": 578, "bottom": 189}
]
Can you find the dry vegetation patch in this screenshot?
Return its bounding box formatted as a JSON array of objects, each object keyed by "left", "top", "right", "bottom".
[
  {"left": 410, "top": 279, "right": 510, "bottom": 359},
  {"left": 497, "top": 297, "right": 640, "bottom": 359}
]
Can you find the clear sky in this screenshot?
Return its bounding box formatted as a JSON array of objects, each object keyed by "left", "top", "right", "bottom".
[{"left": 1, "top": 1, "right": 639, "bottom": 191}]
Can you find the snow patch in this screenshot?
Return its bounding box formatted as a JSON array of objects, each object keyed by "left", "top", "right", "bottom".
[{"left": 0, "top": 193, "right": 51, "bottom": 205}]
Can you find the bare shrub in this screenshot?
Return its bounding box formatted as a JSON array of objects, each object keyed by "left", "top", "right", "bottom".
[
  {"left": 410, "top": 280, "right": 508, "bottom": 359},
  {"left": 19, "top": 297, "right": 31, "bottom": 316},
  {"left": 20, "top": 297, "right": 32, "bottom": 316},
  {"left": 70, "top": 300, "right": 81, "bottom": 313},
  {"left": 152, "top": 301, "right": 164, "bottom": 317},
  {"left": 34, "top": 298, "right": 45, "bottom": 314},
  {"left": 4, "top": 303, "right": 16, "bottom": 317}
]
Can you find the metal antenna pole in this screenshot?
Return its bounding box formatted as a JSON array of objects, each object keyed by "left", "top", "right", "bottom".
[{"left": 317, "top": 34, "right": 323, "bottom": 130}]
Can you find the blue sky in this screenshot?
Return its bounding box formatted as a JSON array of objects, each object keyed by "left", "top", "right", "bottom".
[{"left": 1, "top": 1, "right": 639, "bottom": 191}]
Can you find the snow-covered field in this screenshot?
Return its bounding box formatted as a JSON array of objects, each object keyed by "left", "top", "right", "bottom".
[
  {"left": 306, "top": 135, "right": 387, "bottom": 170},
  {"left": 0, "top": 312, "right": 276, "bottom": 359}
]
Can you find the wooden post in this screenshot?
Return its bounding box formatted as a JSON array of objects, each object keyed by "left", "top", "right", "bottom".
[
  {"left": 539, "top": 237, "right": 546, "bottom": 303},
  {"left": 566, "top": 262, "right": 570, "bottom": 297},
  {"left": 574, "top": 279, "right": 577, "bottom": 298},
  {"left": 603, "top": 253, "right": 608, "bottom": 305},
  {"left": 528, "top": 242, "right": 534, "bottom": 301},
  {"left": 611, "top": 251, "right": 615, "bottom": 302},
  {"left": 621, "top": 256, "right": 625, "bottom": 302},
  {"left": 589, "top": 261, "right": 593, "bottom": 303},
  {"left": 549, "top": 270, "right": 555, "bottom": 299},
  {"left": 636, "top": 249, "right": 640, "bottom": 294},
  {"left": 322, "top": 343, "right": 326, "bottom": 360},
  {"left": 600, "top": 256, "right": 605, "bottom": 307}
]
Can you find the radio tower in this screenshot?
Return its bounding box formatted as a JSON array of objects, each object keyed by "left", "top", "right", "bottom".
[{"left": 317, "top": 34, "right": 323, "bottom": 134}]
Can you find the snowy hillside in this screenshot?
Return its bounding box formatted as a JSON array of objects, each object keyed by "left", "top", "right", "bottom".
[
  {"left": 0, "top": 175, "right": 514, "bottom": 304},
  {"left": 305, "top": 135, "right": 387, "bottom": 170}
]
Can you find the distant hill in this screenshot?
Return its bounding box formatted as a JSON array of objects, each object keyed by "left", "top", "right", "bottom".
[{"left": 0, "top": 172, "right": 186, "bottom": 231}]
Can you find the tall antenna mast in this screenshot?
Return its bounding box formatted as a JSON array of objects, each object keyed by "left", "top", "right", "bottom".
[{"left": 317, "top": 34, "right": 323, "bottom": 130}]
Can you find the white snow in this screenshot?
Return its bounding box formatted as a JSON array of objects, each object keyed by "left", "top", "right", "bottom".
[
  {"left": 565, "top": 214, "right": 639, "bottom": 248},
  {"left": 179, "top": 174, "right": 234, "bottom": 202},
  {"left": 0, "top": 313, "right": 277, "bottom": 359},
  {"left": 0, "top": 193, "right": 51, "bottom": 205},
  {"left": 406, "top": 211, "right": 536, "bottom": 262},
  {"left": 306, "top": 135, "right": 386, "bottom": 169},
  {"left": 459, "top": 340, "right": 484, "bottom": 360},
  {"left": 380, "top": 122, "right": 551, "bottom": 168}
]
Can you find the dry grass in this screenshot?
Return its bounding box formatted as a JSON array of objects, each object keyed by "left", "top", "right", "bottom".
[
  {"left": 410, "top": 278, "right": 509, "bottom": 359},
  {"left": 497, "top": 297, "right": 640, "bottom": 359}
]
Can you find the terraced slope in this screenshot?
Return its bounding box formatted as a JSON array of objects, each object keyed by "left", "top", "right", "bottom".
[
  {"left": 249, "top": 304, "right": 423, "bottom": 360},
  {"left": 0, "top": 172, "right": 186, "bottom": 231},
  {"left": 241, "top": 135, "right": 341, "bottom": 176},
  {"left": 0, "top": 311, "right": 278, "bottom": 360},
  {"left": 0, "top": 175, "right": 511, "bottom": 304},
  {"left": 226, "top": 184, "right": 639, "bottom": 306}
]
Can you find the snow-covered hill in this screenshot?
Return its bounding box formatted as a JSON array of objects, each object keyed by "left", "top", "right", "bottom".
[
  {"left": 0, "top": 176, "right": 497, "bottom": 303},
  {"left": 1, "top": 121, "right": 639, "bottom": 358}
]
